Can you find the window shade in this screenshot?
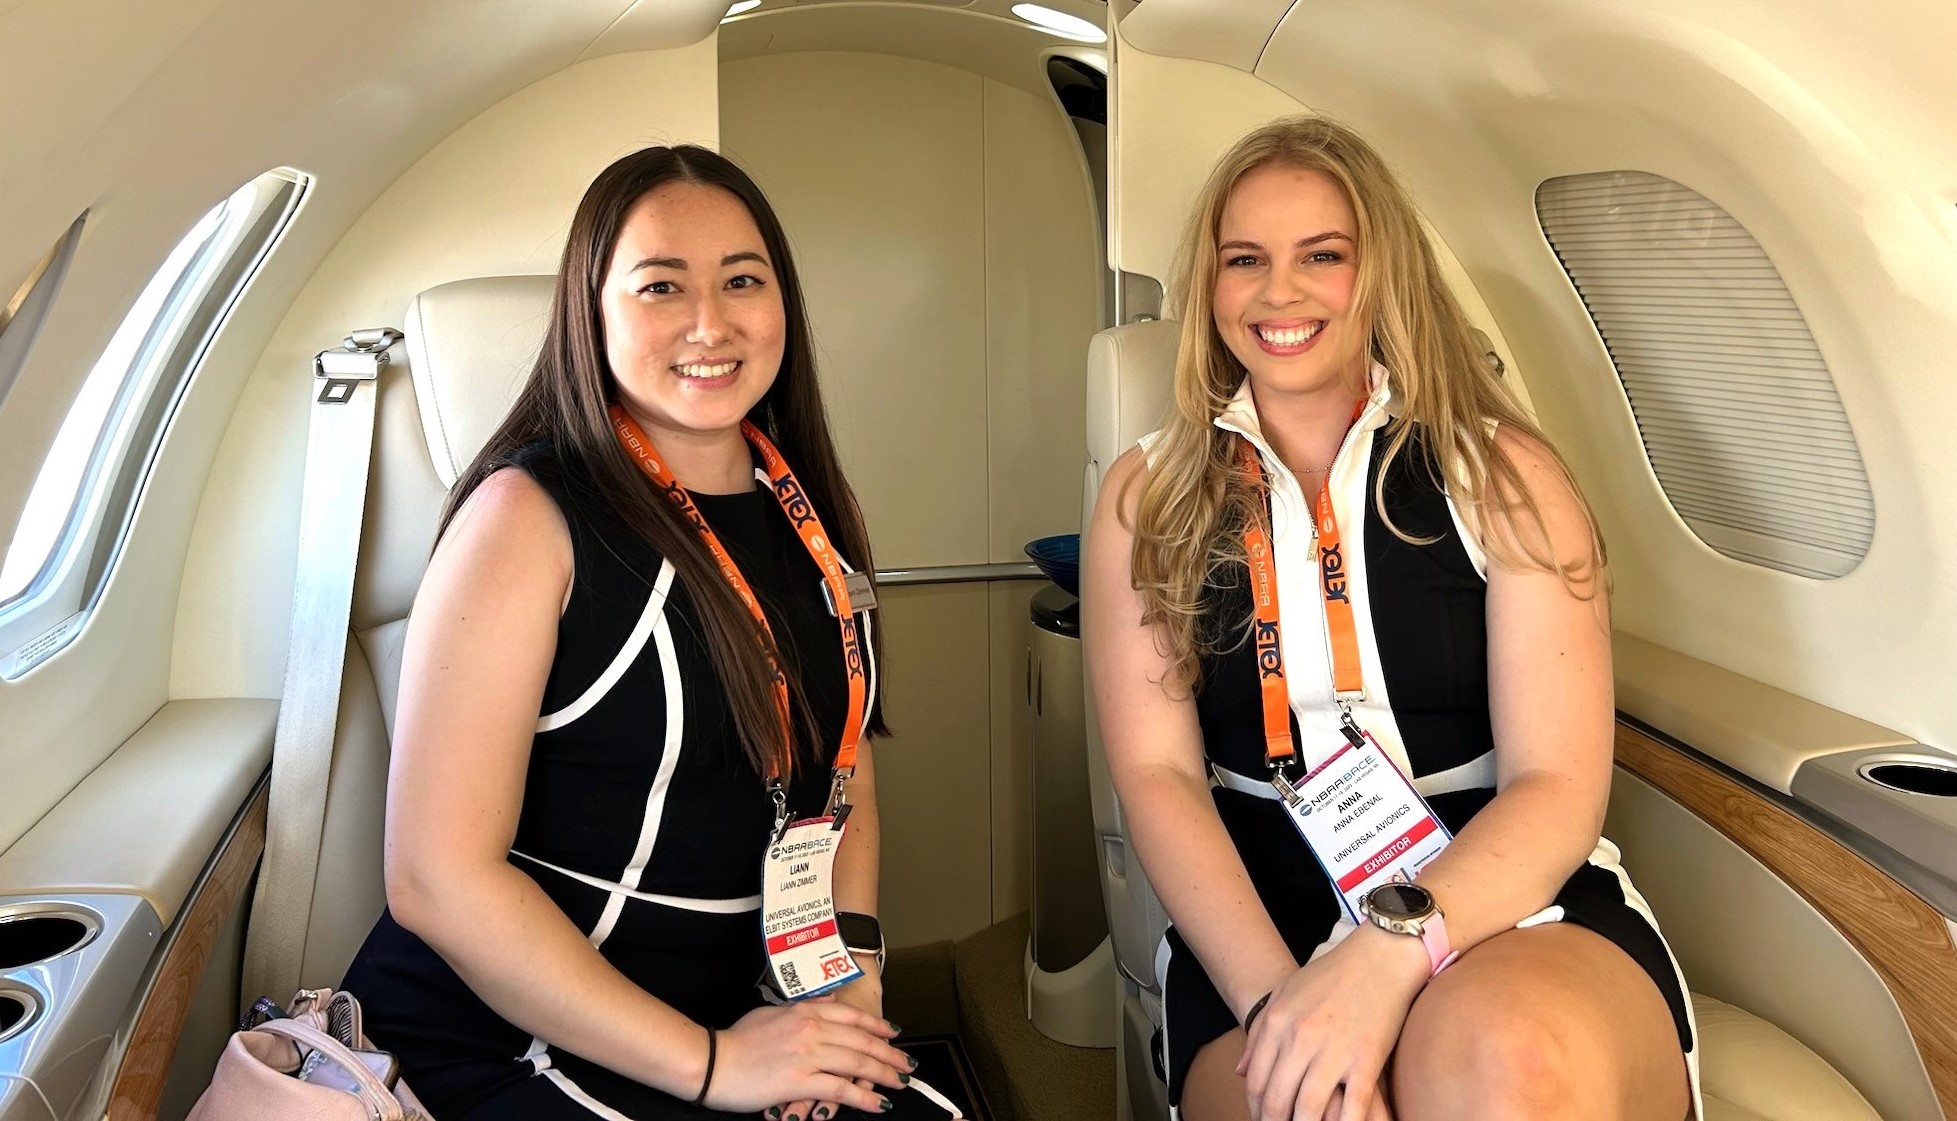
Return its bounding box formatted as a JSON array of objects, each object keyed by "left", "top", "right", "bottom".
[{"left": 1536, "top": 170, "right": 1873, "bottom": 579}]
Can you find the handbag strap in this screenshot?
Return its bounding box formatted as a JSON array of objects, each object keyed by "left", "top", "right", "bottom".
[{"left": 256, "top": 1012, "right": 404, "bottom": 1119}]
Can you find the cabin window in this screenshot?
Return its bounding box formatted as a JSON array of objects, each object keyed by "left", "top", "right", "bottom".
[
  {"left": 0, "top": 168, "right": 307, "bottom": 678},
  {"left": 1536, "top": 170, "right": 1874, "bottom": 579}
]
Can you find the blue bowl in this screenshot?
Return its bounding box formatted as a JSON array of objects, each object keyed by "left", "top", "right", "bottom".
[{"left": 1024, "top": 533, "right": 1081, "bottom": 597}]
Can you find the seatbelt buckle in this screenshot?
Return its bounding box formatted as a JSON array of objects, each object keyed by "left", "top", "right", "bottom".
[{"left": 313, "top": 327, "right": 404, "bottom": 404}]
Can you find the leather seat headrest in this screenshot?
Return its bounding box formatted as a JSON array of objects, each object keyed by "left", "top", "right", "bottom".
[
  {"left": 405, "top": 274, "right": 556, "bottom": 487},
  {"left": 1085, "top": 319, "right": 1180, "bottom": 469},
  {"left": 1083, "top": 318, "right": 1181, "bottom": 528}
]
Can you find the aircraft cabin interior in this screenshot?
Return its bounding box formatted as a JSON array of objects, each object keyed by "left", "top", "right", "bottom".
[{"left": 1, "top": 0, "right": 1953, "bottom": 1118}]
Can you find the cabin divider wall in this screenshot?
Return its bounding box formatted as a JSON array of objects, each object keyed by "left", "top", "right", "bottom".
[{"left": 721, "top": 49, "right": 1102, "bottom": 948}]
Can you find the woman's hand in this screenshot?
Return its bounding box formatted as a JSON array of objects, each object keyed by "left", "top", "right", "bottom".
[
  {"left": 1237, "top": 924, "right": 1429, "bottom": 1121},
  {"left": 1322, "top": 1078, "right": 1395, "bottom": 1121},
  {"left": 773, "top": 963, "right": 896, "bottom": 1121},
  {"left": 703, "top": 999, "right": 908, "bottom": 1115}
]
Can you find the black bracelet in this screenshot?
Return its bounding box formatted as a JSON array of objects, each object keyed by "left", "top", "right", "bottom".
[
  {"left": 691, "top": 1026, "right": 718, "bottom": 1106},
  {"left": 1243, "top": 991, "right": 1274, "bottom": 1035}
]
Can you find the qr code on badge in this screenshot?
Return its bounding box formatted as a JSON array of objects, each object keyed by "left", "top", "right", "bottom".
[{"left": 780, "top": 961, "right": 803, "bottom": 995}]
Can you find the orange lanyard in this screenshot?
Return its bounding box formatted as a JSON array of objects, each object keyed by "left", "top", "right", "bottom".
[
  {"left": 1238, "top": 403, "right": 1368, "bottom": 775},
  {"left": 610, "top": 406, "right": 867, "bottom": 813}
]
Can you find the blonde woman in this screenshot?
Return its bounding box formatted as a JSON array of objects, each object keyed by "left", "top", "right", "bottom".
[{"left": 1083, "top": 117, "right": 1699, "bottom": 1121}]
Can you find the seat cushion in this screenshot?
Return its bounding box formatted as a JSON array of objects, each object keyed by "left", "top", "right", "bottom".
[{"left": 1693, "top": 993, "right": 1880, "bottom": 1121}]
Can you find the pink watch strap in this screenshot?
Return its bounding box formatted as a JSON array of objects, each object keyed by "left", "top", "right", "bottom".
[{"left": 1419, "top": 911, "right": 1458, "bottom": 976}]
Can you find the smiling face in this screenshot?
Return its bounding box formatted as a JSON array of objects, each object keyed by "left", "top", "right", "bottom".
[
  {"left": 599, "top": 180, "right": 785, "bottom": 441},
  {"left": 1211, "top": 162, "right": 1370, "bottom": 400}
]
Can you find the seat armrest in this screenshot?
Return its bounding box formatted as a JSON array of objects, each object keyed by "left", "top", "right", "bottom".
[
  {"left": 1613, "top": 633, "right": 1910, "bottom": 795},
  {"left": 0, "top": 699, "right": 276, "bottom": 926}
]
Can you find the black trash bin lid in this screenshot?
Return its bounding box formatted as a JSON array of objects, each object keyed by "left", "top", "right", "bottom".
[{"left": 1031, "top": 584, "right": 1079, "bottom": 637}]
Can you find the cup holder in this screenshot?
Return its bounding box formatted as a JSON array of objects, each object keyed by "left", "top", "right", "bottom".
[
  {"left": 1858, "top": 758, "right": 1957, "bottom": 798},
  {"left": 0, "top": 904, "right": 102, "bottom": 970},
  {"left": 0, "top": 987, "right": 39, "bottom": 1043}
]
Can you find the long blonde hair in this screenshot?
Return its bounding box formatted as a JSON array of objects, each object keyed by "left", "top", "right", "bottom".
[{"left": 1128, "top": 115, "right": 1604, "bottom": 692}]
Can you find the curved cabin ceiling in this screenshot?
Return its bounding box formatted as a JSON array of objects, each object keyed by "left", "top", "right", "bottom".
[
  {"left": 0, "top": 0, "right": 730, "bottom": 286},
  {"left": 0, "top": 0, "right": 726, "bottom": 534},
  {"left": 721, "top": 3, "right": 1107, "bottom": 96}
]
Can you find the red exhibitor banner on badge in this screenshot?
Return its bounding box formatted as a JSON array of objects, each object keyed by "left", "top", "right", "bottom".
[
  {"left": 767, "top": 917, "right": 840, "bottom": 957},
  {"left": 1337, "top": 815, "right": 1441, "bottom": 893}
]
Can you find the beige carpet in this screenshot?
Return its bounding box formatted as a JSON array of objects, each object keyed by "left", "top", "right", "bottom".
[
  {"left": 951, "top": 913, "right": 1116, "bottom": 1121},
  {"left": 884, "top": 914, "right": 1117, "bottom": 1120}
]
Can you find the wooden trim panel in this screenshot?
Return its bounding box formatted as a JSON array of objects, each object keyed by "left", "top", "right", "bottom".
[
  {"left": 106, "top": 783, "right": 268, "bottom": 1121},
  {"left": 1615, "top": 721, "right": 1957, "bottom": 1115}
]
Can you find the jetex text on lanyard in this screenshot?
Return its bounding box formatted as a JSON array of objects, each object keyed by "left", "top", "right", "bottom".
[
  {"left": 1237, "top": 402, "right": 1454, "bottom": 925},
  {"left": 1238, "top": 400, "right": 1367, "bottom": 801}
]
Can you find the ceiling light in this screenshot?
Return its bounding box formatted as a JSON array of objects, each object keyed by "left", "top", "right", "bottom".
[
  {"left": 723, "top": 0, "right": 761, "bottom": 19},
  {"left": 1011, "top": 3, "right": 1106, "bottom": 44}
]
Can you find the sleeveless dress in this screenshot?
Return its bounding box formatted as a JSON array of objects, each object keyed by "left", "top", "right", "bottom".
[
  {"left": 342, "top": 442, "right": 878, "bottom": 1119},
  {"left": 1151, "top": 377, "right": 1702, "bottom": 1118}
]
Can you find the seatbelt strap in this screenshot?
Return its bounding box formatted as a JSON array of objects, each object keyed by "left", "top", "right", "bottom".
[{"left": 241, "top": 327, "right": 401, "bottom": 1006}]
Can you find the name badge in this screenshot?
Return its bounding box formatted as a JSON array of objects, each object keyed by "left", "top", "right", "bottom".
[
  {"left": 761, "top": 816, "right": 863, "bottom": 1000},
  {"left": 1277, "top": 733, "right": 1451, "bottom": 923},
  {"left": 822, "top": 570, "right": 879, "bottom": 616}
]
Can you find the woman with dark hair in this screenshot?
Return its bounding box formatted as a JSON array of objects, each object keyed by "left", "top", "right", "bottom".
[{"left": 342, "top": 145, "right": 912, "bottom": 1120}]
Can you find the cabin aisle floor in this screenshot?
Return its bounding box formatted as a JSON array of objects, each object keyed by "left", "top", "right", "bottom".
[
  {"left": 960, "top": 913, "right": 1117, "bottom": 1120},
  {"left": 887, "top": 913, "right": 1117, "bottom": 1120}
]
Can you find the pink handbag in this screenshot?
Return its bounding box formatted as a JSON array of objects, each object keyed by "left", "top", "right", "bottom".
[{"left": 188, "top": 989, "right": 432, "bottom": 1120}]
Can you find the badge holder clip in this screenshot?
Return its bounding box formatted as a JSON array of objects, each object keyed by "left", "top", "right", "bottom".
[
  {"left": 769, "top": 782, "right": 791, "bottom": 845},
  {"left": 825, "top": 765, "right": 854, "bottom": 819},
  {"left": 1268, "top": 762, "right": 1303, "bottom": 808},
  {"left": 1336, "top": 703, "right": 1367, "bottom": 749}
]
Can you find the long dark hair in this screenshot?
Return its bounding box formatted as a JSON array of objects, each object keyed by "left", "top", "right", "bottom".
[{"left": 444, "top": 145, "right": 887, "bottom": 779}]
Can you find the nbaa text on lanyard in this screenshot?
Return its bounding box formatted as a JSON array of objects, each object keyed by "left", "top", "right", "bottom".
[{"left": 609, "top": 405, "right": 868, "bottom": 834}]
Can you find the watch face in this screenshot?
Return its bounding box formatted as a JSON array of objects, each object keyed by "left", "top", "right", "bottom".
[
  {"left": 1368, "top": 883, "right": 1432, "bottom": 919},
  {"left": 836, "top": 911, "right": 883, "bottom": 952}
]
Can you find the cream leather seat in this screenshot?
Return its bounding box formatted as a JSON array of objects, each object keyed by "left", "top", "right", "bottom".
[
  {"left": 296, "top": 274, "right": 556, "bottom": 986},
  {"left": 1082, "top": 319, "right": 1180, "bottom": 1121},
  {"left": 1076, "top": 322, "right": 1880, "bottom": 1121},
  {"left": 1694, "top": 994, "right": 1880, "bottom": 1121}
]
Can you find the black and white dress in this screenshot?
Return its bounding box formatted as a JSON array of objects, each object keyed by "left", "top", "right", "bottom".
[
  {"left": 343, "top": 442, "right": 879, "bottom": 1119},
  {"left": 1148, "top": 377, "right": 1702, "bottom": 1118}
]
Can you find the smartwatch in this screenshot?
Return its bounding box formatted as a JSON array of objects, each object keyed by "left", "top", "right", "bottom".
[
  {"left": 836, "top": 911, "right": 885, "bottom": 973},
  {"left": 1360, "top": 883, "right": 1457, "bottom": 976}
]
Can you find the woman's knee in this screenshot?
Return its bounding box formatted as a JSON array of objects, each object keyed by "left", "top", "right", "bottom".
[
  {"left": 1394, "top": 984, "right": 1586, "bottom": 1121},
  {"left": 1181, "top": 1029, "right": 1251, "bottom": 1121}
]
